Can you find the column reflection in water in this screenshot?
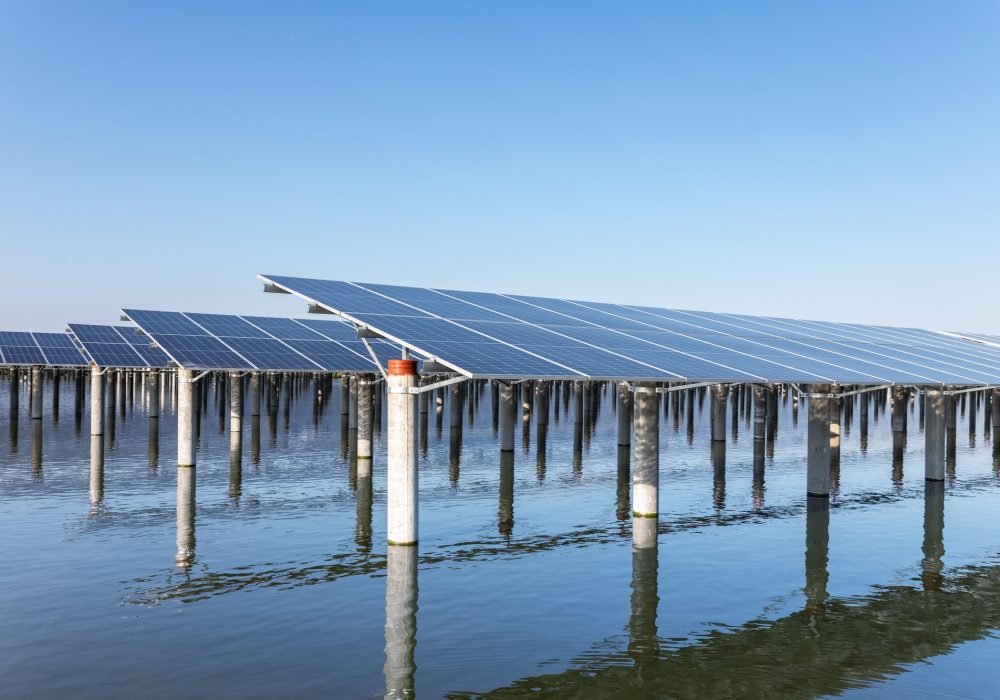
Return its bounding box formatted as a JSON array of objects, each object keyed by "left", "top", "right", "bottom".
[
  {"left": 891, "top": 432, "right": 905, "bottom": 488},
  {"left": 499, "top": 452, "right": 514, "bottom": 539},
  {"left": 449, "top": 423, "right": 462, "bottom": 485},
  {"left": 616, "top": 445, "right": 631, "bottom": 522},
  {"left": 251, "top": 414, "right": 261, "bottom": 466},
  {"left": 268, "top": 396, "right": 278, "bottom": 446},
  {"left": 859, "top": 395, "right": 869, "bottom": 454},
  {"left": 8, "top": 403, "right": 17, "bottom": 455},
  {"left": 31, "top": 420, "right": 42, "bottom": 479},
  {"left": 535, "top": 424, "right": 547, "bottom": 481},
  {"left": 355, "top": 466, "right": 373, "bottom": 554},
  {"left": 628, "top": 518, "right": 659, "bottom": 666},
  {"left": 384, "top": 546, "right": 418, "bottom": 700},
  {"left": 994, "top": 430, "right": 1000, "bottom": 477},
  {"left": 106, "top": 395, "right": 116, "bottom": 449},
  {"left": 339, "top": 413, "right": 349, "bottom": 461},
  {"left": 148, "top": 417, "right": 159, "bottom": 471},
  {"left": 922, "top": 482, "right": 945, "bottom": 592},
  {"left": 805, "top": 497, "right": 830, "bottom": 615},
  {"left": 752, "top": 441, "right": 765, "bottom": 509},
  {"left": 229, "top": 452, "right": 242, "bottom": 502},
  {"left": 711, "top": 441, "right": 725, "bottom": 512},
  {"left": 176, "top": 467, "right": 196, "bottom": 569},
  {"left": 89, "top": 435, "right": 104, "bottom": 507},
  {"left": 419, "top": 404, "right": 429, "bottom": 457},
  {"left": 686, "top": 395, "right": 695, "bottom": 445},
  {"left": 572, "top": 421, "right": 583, "bottom": 475}
]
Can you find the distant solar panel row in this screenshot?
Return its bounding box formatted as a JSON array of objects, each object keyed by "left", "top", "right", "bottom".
[
  {"left": 119, "top": 310, "right": 405, "bottom": 372},
  {"left": 0, "top": 331, "right": 89, "bottom": 367},
  {"left": 68, "top": 325, "right": 173, "bottom": 368},
  {"left": 259, "top": 274, "right": 1000, "bottom": 386}
]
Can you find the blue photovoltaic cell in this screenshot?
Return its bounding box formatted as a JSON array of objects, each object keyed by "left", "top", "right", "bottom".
[
  {"left": 259, "top": 274, "right": 1000, "bottom": 384},
  {"left": 69, "top": 324, "right": 153, "bottom": 367},
  {"left": 123, "top": 310, "right": 254, "bottom": 370},
  {"left": 32, "top": 333, "right": 88, "bottom": 366},
  {"left": 0, "top": 331, "right": 47, "bottom": 366},
  {"left": 244, "top": 316, "right": 331, "bottom": 341},
  {"left": 123, "top": 330, "right": 172, "bottom": 367},
  {"left": 121, "top": 309, "right": 393, "bottom": 372}
]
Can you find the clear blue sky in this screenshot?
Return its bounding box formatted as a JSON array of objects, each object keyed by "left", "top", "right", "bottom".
[{"left": 2, "top": 1, "right": 998, "bottom": 332}]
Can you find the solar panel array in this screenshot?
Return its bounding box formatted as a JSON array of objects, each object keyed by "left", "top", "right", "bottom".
[
  {"left": 0, "top": 331, "right": 89, "bottom": 367},
  {"left": 259, "top": 274, "right": 1000, "bottom": 386},
  {"left": 120, "top": 310, "right": 407, "bottom": 372},
  {"left": 943, "top": 331, "right": 1000, "bottom": 348},
  {"left": 68, "top": 324, "right": 172, "bottom": 368}
]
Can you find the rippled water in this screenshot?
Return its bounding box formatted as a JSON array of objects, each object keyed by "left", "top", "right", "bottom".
[{"left": 1, "top": 374, "right": 999, "bottom": 699}]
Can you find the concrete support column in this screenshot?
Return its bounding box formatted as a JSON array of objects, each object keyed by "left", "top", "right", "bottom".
[
  {"left": 250, "top": 372, "right": 261, "bottom": 418},
  {"left": 358, "top": 373, "right": 375, "bottom": 461},
  {"left": 499, "top": 382, "right": 515, "bottom": 453},
  {"left": 632, "top": 382, "right": 659, "bottom": 520},
  {"left": 386, "top": 360, "right": 419, "bottom": 546},
  {"left": 349, "top": 375, "right": 359, "bottom": 431},
  {"left": 992, "top": 388, "right": 1000, "bottom": 432},
  {"left": 229, "top": 371, "right": 243, "bottom": 460},
  {"left": 535, "top": 381, "right": 550, "bottom": 430},
  {"left": 573, "top": 381, "right": 584, "bottom": 425},
  {"left": 617, "top": 382, "right": 633, "bottom": 447},
  {"left": 52, "top": 370, "right": 60, "bottom": 420},
  {"left": 30, "top": 366, "right": 43, "bottom": 419},
  {"left": 925, "top": 389, "right": 946, "bottom": 482},
  {"left": 90, "top": 366, "right": 104, "bottom": 437},
  {"left": 945, "top": 392, "right": 956, "bottom": 430},
  {"left": 449, "top": 383, "right": 463, "bottom": 430},
  {"left": 891, "top": 385, "right": 907, "bottom": 434},
  {"left": 711, "top": 384, "right": 727, "bottom": 443},
  {"left": 8, "top": 367, "right": 19, "bottom": 417},
  {"left": 178, "top": 369, "right": 197, "bottom": 469},
  {"left": 149, "top": 369, "right": 160, "bottom": 419},
  {"left": 753, "top": 385, "right": 766, "bottom": 441},
  {"left": 340, "top": 376, "right": 350, "bottom": 416},
  {"left": 807, "top": 384, "right": 831, "bottom": 498},
  {"left": 830, "top": 386, "right": 842, "bottom": 457}
]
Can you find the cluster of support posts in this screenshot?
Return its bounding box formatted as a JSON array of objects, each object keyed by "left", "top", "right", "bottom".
[{"left": 12, "top": 362, "right": 1000, "bottom": 575}]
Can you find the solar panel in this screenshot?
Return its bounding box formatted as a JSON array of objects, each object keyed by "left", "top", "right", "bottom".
[
  {"left": 259, "top": 274, "right": 1000, "bottom": 386},
  {"left": 32, "top": 333, "right": 89, "bottom": 366},
  {"left": 120, "top": 310, "right": 387, "bottom": 373},
  {"left": 0, "top": 330, "right": 88, "bottom": 367},
  {"left": 68, "top": 324, "right": 171, "bottom": 368}
]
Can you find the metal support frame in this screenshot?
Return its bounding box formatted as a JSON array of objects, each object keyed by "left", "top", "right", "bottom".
[
  {"left": 360, "top": 337, "right": 390, "bottom": 383},
  {"left": 388, "top": 375, "right": 468, "bottom": 396},
  {"left": 793, "top": 383, "right": 892, "bottom": 400}
]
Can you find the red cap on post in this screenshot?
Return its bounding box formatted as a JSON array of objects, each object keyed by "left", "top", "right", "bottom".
[{"left": 387, "top": 359, "right": 418, "bottom": 376}]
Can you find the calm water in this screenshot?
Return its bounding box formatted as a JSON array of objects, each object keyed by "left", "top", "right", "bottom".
[{"left": 2, "top": 375, "right": 1000, "bottom": 699}]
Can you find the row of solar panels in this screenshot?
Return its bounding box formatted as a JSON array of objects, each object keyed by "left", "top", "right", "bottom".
[
  {"left": 256, "top": 274, "right": 1000, "bottom": 387},
  {"left": 0, "top": 314, "right": 403, "bottom": 374},
  {"left": 5, "top": 274, "right": 1000, "bottom": 385}
]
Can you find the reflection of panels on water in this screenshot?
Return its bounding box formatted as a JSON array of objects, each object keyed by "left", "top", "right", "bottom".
[{"left": 480, "top": 494, "right": 983, "bottom": 700}]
